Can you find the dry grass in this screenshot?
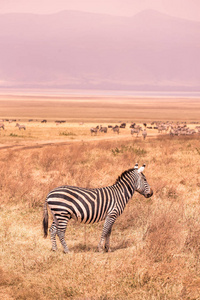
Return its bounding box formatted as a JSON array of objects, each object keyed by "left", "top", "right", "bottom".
[
  {"left": 0, "top": 131, "right": 200, "bottom": 299},
  {"left": 0, "top": 95, "right": 200, "bottom": 299}
]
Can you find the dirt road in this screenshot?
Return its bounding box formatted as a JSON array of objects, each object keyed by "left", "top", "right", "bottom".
[{"left": 0, "top": 133, "right": 153, "bottom": 151}]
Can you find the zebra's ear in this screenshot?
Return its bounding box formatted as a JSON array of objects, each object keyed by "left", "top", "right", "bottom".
[
  {"left": 134, "top": 163, "right": 138, "bottom": 170},
  {"left": 138, "top": 164, "right": 146, "bottom": 173}
]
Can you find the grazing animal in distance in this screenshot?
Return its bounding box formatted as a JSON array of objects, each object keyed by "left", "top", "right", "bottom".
[
  {"left": 90, "top": 127, "right": 98, "bottom": 135},
  {"left": 43, "top": 163, "right": 153, "bottom": 253},
  {"left": 120, "top": 123, "right": 126, "bottom": 128},
  {"left": 99, "top": 126, "right": 108, "bottom": 133},
  {"left": 16, "top": 123, "right": 26, "bottom": 130},
  {"left": 131, "top": 127, "right": 141, "bottom": 137},
  {"left": 112, "top": 126, "right": 119, "bottom": 134},
  {"left": 142, "top": 129, "right": 147, "bottom": 140}
]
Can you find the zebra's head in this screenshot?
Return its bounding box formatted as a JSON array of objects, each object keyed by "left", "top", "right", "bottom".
[{"left": 133, "top": 163, "right": 153, "bottom": 198}]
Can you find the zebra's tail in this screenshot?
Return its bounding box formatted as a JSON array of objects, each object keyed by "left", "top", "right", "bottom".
[{"left": 43, "top": 198, "right": 49, "bottom": 238}]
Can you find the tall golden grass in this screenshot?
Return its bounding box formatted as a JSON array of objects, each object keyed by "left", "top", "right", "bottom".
[{"left": 0, "top": 134, "right": 200, "bottom": 299}]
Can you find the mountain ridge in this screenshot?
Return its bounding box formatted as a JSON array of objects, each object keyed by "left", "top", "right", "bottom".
[{"left": 0, "top": 10, "right": 199, "bottom": 91}]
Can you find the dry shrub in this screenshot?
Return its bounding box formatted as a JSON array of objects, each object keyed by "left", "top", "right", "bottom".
[
  {"left": 0, "top": 267, "right": 21, "bottom": 287},
  {"left": 0, "top": 267, "right": 22, "bottom": 299},
  {"left": 116, "top": 197, "right": 151, "bottom": 231},
  {"left": 185, "top": 226, "right": 200, "bottom": 264},
  {"left": 152, "top": 177, "right": 167, "bottom": 199},
  {"left": 39, "top": 149, "right": 57, "bottom": 172},
  {"left": 166, "top": 185, "right": 179, "bottom": 199},
  {"left": 181, "top": 276, "right": 200, "bottom": 300},
  {"left": 144, "top": 204, "right": 185, "bottom": 262}
]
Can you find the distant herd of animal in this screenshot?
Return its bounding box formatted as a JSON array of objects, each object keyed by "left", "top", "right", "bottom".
[
  {"left": 0, "top": 119, "right": 199, "bottom": 138},
  {"left": 90, "top": 121, "right": 200, "bottom": 138}
]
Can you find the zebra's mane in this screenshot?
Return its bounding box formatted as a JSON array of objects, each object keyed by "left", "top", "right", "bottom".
[{"left": 115, "top": 168, "right": 135, "bottom": 184}]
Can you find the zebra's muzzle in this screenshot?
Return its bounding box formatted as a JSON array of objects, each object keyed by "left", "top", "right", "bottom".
[{"left": 145, "top": 188, "right": 153, "bottom": 198}]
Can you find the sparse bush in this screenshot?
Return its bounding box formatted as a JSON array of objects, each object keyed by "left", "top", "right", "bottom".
[
  {"left": 59, "top": 131, "right": 76, "bottom": 136},
  {"left": 144, "top": 203, "right": 185, "bottom": 262},
  {"left": 9, "top": 133, "right": 18, "bottom": 137},
  {"left": 111, "top": 145, "right": 147, "bottom": 156}
]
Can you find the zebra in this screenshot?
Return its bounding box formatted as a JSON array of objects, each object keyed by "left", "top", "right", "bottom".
[
  {"left": 142, "top": 129, "right": 147, "bottom": 140},
  {"left": 43, "top": 163, "right": 153, "bottom": 253},
  {"left": 90, "top": 127, "right": 98, "bottom": 135},
  {"left": 131, "top": 128, "right": 141, "bottom": 137},
  {"left": 158, "top": 124, "right": 169, "bottom": 133},
  {"left": 99, "top": 126, "right": 108, "bottom": 133},
  {"left": 16, "top": 123, "right": 26, "bottom": 130},
  {"left": 112, "top": 126, "right": 119, "bottom": 134}
]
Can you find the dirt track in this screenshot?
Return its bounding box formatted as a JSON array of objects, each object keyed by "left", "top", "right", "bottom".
[{"left": 0, "top": 133, "right": 156, "bottom": 151}]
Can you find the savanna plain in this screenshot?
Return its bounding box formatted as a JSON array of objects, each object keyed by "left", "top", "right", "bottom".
[{"left": 0, "top": 95, "right": 200, "bottom": 299}]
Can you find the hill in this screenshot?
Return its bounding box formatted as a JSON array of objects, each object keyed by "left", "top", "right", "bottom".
[{"left": 0, "top": 10, "right": 200, "bottom": 91}]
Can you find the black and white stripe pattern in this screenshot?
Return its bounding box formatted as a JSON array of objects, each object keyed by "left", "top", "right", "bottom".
[
  {"left": 43, "top": 163, "right": 153, "bottom": 253},
  {"left": 16, "top": 123, "right": 26, "bottom": 130}
]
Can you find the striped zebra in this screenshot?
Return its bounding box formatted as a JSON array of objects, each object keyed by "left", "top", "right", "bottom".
[
  {"left": 16, "top": 123, "right": 26, "bottom": 130},
  {"left": 112, "top": 126, "right": 119, "bottom": 134},
  {"left": 43, "top": 163, "right": 153, "bottom": 253},
  {"left": 131, "top": 128, "right": 141, "bottom": 137},
  {"left": 142, "top": 129, "right": 147, "bottom": 140},
  {"left": 99, "top": 126, "right": 108, "bottom": 133},
  {"left": 90, "top": 127, "right": 98, "bottom": 135}
]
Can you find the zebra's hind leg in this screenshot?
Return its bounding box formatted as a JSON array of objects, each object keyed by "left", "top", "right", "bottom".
[
  {"left": 49, "top": 222, "right": 58, "bottom": 251},
  {"left": 98, "top": 216, "right": 115, "bottom": 252},
  {"left": 105, "top": 228, "right": 112, "bottom": 252},
  {"left": 57, "top": 216, "right": 70, "bottom": 253}
]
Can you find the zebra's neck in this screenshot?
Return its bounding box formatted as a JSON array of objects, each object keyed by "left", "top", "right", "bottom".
[{"left": 114, "top": 173, "right": 136, "bottom": 202}]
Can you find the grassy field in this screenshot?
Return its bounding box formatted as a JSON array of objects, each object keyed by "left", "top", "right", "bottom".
[
  {"left": 1, "top": 94, "right": 200, "bottom": 122},
  {"left": 0, "top": 95, "right": 200, "bottom": 299}
]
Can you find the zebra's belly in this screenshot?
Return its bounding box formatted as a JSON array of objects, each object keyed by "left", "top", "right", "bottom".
[{"left": 72, "top": 210, "right": 107, "bottom": 224}]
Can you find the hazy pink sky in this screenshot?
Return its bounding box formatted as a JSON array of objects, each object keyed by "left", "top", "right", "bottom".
[{"left": 1, "top": 0, "right": 200, "bottom": 21}]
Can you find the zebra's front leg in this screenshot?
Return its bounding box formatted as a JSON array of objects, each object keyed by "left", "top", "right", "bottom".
[
  {"left": 49, "top": 222, "right": 58, "bottom": 251},
  {"left": 98, "top": 216, "right": 115, "bottom": 252}
]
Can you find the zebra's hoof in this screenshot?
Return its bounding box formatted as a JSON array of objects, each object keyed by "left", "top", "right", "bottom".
[
  {"left": 105, "top": 246, "right": 112, "bottom": 252},
  {"left": 98, "top": 246, "right": 104, "bottom": 253},
  {"left": 63, "top": 249, "right": 69, "bottom": 254},
  {"left": 51, "top": 248, "right": 57, "bottom": 252}
]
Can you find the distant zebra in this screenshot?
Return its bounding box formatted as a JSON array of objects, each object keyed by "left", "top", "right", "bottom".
[
  {"left": 112, "top": 126, "right": 119, "bottom": 134},
  {"left": 142, "top": 129, "right": 147, "bottom": 140},
  {"left": 90, "top": 127, "right": 98, "bottom": 135},
  {"left": 158, "top": 125, "right": 169, "bottom": 133},
  {"left": 131, "top": 128, "right": 141, "bottom": 137},
  {"left": 16, "top": 123, "right": 26, "bottom": 130},
  {"left": 43, "top": 163, "right": 153, "bottom": 253},
  {"left": 99, "top": 126, "right": 108, "bottom": 133}
]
